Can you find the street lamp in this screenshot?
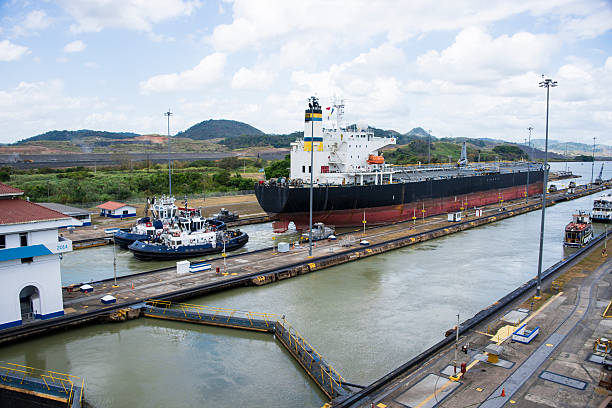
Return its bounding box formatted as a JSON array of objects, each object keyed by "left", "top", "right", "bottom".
[
  {"left": 164, "top": 110, "right": 173, "bottom": 196},
  {"left": 535, "top": 76, "right": 557, "bottom": 299},
  {"left": 427, "top": 129, "right": 432, "bottom": 165},
  {"left": 591, "top": 136, "right": 596, "bottom": 185},
  {"left": 526, "top": 126, "right": 533, "bottom": 203},
  {"left": 307, "top": 96, "right": 319, "bottom": 257}
]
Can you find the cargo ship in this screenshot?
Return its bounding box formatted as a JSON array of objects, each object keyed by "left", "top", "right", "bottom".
[{"left": 255, "top": 97, "right": 545, "bottom": 231}]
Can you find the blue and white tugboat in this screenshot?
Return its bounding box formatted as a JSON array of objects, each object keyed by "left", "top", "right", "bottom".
[
  {"left": 128, "top": 228, "right": 248, "bottom": 261},
  {"left": 114, "top": 196, "right": 225, "bottom": 248}
]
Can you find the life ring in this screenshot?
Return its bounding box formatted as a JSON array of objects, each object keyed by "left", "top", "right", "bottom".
[{"left": 146, "top": 222, "right": 152, "bottom": 227}]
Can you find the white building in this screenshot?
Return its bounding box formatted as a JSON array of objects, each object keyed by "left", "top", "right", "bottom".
[
  {"left": 0, "top": 184, "right": 75, "bottom": 330},
  {"left": 96, "top": 201, "right": 136, "bottom": 218}
]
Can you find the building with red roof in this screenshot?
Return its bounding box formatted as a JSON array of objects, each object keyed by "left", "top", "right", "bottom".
[
  {"left": 0, "top": 183, "right": 76, "bottom": 330},
  {"left": 96, "top": 201, "right": 136, "bottom": 218}
]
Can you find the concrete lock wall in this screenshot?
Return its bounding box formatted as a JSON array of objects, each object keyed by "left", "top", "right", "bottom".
[{"left": 0, "top": 255, "right": 63, "bottom": 330}]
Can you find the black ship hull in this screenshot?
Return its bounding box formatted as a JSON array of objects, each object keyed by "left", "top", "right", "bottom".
[{"left": 255, "top": 169, "right": 544, "bottom": 230}]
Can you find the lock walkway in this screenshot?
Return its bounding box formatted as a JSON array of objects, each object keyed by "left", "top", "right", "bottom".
[{"left": 142, "top": 300, "right": 353, "bottom": 400}]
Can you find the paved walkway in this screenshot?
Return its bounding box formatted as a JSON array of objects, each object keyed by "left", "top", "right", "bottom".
[{"left": 479, "top": 257, "right": 611, "bottom": 407}]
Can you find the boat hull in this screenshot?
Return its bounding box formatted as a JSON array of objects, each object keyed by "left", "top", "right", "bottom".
[
  {"left": 114, "top": 220, "right": 227, "bottom": 249},
  {"left": 128, "top": 232, "right": 249, "bottom": 261},
  {"left": 114, "top": 230, "right": 148, "bottom": 249},
  {"left": 256, "top": 170, "right": 544, "bottom": 231}
]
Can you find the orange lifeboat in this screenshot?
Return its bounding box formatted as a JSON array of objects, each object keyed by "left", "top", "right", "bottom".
[{"left": 367, "top": 154, "right": 385, "bottom": 164}]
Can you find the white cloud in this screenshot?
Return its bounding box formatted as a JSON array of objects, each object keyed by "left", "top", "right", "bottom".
[
  {"left": 11, "top": 10, "right": 52, "bottom": 37},
  {"left": 231, "top": 67, "right": 274, "bottom": 90},
  {"left": 140, "top": 53, "right": 226, "bottom": 94},
  {"left": 23, "top": 10, "right": 51, "bottom": 31},
  {"left": 416, "top": 27, "right": 558, "bottom": 83},
  {"left": 59, "top": 0, "right": 202, "bottom": 33},
  {"left": 0, "top": 40, "right": 29, "bottom": 62},
  {"left": 64, "top": 40, "right": 86, "bottom": 53}
]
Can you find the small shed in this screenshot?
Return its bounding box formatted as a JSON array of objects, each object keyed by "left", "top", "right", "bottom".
[
  {"left": 38, "top": 202, "right": 91, "bottom": 226},
  {"left": 96, "top": 201, "right": 136, "bottom": 218}
]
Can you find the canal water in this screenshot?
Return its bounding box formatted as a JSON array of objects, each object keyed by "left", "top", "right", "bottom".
[{"left": 0, "top": 162, "right": 610, "bottom": 408}]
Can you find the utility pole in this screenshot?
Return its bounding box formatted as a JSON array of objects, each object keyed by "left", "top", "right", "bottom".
[
  {"left": 535, "top": 76, "right": 557, "bottom": 299},
  {"left": 165, "top": 110, "right": 173, "bottom": 196}
]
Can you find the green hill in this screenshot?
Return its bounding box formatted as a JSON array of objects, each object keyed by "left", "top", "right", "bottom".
[
  {"left": 17, "top": 130, "right": 140, "bottom": 144},
  {"left": 176, "top": 119, "right": 264, "bottom": 140}
]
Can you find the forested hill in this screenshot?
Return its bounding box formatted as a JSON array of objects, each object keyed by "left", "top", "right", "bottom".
[
  {"left": 17, "top": 130, "right": 140, "bottom": 144},
  {"left": 176, "top": 119, "right": 264, "bottom": 140}
]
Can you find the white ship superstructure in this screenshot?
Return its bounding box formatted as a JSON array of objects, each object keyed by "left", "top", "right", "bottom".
[
  {"left": 592, "top": 194, "right": 612, "bottom": 223},
  {"left": 290, "top": 96, "right": 397, "bottom": 186}
]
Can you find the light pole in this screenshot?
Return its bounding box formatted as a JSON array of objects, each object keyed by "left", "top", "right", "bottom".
[
  {"left": 535, "top": 76, "right": 557, "bottom": 299},
  {"left": 526, "top": 126, "right": 533, "bottom": 202},
  {"left": 427, "top": 129, "right": 432, "bottom": 165},
  {"left": 165, "top": 110, "right": 173, "bottom": 196},
  {"left": 308, "top": 97, "right": 318, "bottom": 257},
  {"left": 591, "top": 136, "right": 596, "bottom": 185},
  {"left": 112, "top": 238, "right": 118, "bottom": 288}
]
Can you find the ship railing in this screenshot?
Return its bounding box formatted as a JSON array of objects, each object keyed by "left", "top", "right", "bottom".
[{"left": 0, "top": 361, "right": 84, "bottom": 406}]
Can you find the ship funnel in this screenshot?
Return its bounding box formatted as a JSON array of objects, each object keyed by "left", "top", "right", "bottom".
[
  {"left": 304, "top": 96, "right": 323, "bottom": 152},
  {"left": 457, "top": 142, "right": 468, "bottom": 166}
]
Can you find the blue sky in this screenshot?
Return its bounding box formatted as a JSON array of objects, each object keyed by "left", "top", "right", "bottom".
[{"left": 1, "top": 0, "right": 611, "bottom": 144}]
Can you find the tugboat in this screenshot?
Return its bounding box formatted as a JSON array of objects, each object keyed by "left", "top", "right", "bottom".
[
  {"left": 563, "top": 211, "right": 593, "bottom": 247},
  {"left": 128, "top": 228, "right": 249, "bottom": 261},
  {"left": 114, "top": 196, "right": 225, "bottom": 248},
  {"left": 593, "top": 194, "right": 612, "bottom": 223}
]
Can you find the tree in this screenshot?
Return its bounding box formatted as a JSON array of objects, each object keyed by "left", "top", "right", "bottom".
[{"left": 264, "top": 155, "right": 290, "bottom": 179}]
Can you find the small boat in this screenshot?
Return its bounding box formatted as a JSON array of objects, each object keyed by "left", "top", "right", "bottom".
[
  {"left": 563, "top": 211, "right": 593, "bottom": 247},
  {"left": 128, "top": 229, "right": 249, "bottom": 261},
  {"left": 212, "top": 208, "right": 239, "bottom": 222},
  {"left": 593, "top": 194, "right": 612, "bottom": 223},
  {"left": 301, "top": 222, "right": 335, "bottom": 242}
]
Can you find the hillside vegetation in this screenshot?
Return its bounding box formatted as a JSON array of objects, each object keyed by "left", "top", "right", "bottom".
[
  {"left": 176, "top": 119, "right": 263, "bottom": 140},
  {"left": 3, "top": 157, "right": 264, "bottom": 204}
]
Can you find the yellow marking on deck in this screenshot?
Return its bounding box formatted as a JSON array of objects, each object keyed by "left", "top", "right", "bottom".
[
  {"left": 376, "top": 404, "right": 387, "bottom": 408},
  {"left": 308, "top": 263, "right": 316, "bottom": 269},
  {"left": 546, "top": 343, "right": 554, "bottom": 347},
  {"left": 491, "top": 325, "right": 515, "bottom": 343},
  {"left": 231, "top": 273, "right": 238, "bottom": 275},
  {"left": 510, "top": 400, "right": 516, "bottom": 404},
  {"left": 476, "top": 387, "right": 483, "bottom": 392},
  {"left": 474, "top": 330, "right": 494, "bottom": 338}
]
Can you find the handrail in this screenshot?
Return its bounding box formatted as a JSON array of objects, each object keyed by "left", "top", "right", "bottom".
[
  {"left": 275, "top": 319, "right": 345, "bottom": 392},
  {"left": 146, "top": 299, "right": 281, "bottom": 328},
  {"left": 0, "top": 361, "right": 84, "bottom": 406}
]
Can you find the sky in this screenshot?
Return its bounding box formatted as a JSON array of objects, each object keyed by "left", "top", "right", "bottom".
[{"left": 0, "top": 0, "right": 611, "bottom": 145}]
